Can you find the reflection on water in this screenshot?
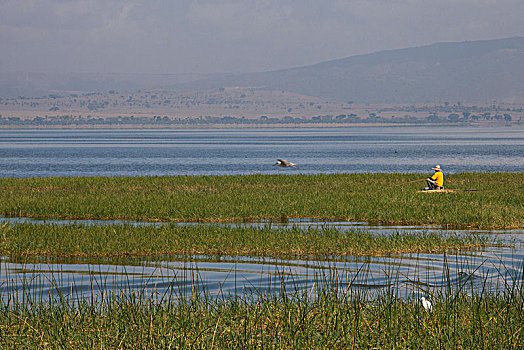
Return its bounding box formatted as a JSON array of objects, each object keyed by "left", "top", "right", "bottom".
[
  {"left": 1, "top": 222, "right": 523, "bottom": 306},
  {"left": 1, "top": 217, "right": 523, "bottom": 305},
  {"left": 2, "top": 215, "right": 522, "bottom": 236}
]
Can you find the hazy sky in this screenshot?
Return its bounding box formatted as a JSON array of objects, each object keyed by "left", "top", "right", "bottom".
[{"left": 1, "top": 0, "right": 523, "bottom": 74}]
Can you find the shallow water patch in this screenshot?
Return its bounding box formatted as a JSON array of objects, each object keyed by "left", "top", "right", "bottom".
[
  {"left": 1, "top": 217, "right": 522, "bottom": 306},
  {"left": 1, "top": 215, "right": 522, "bottom": 236},
  {"left": 1, "top": 242, "right": 523, "bottom": 307}
]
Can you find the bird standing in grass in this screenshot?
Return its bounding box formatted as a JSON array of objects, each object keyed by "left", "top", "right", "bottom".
[
  {"left": 421, "top": 296, "right": 433, "bottom": 312},
  {"left": 273, "top": 159, "right": 298, "bottom": 169}
]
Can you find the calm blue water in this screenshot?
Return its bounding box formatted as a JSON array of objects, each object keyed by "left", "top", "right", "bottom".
[
  {"left": 1, "top": 126, "right": 523, "bottom": 304},
  {"left": 0, "top": 126, "right": 522, "bottom": 177},
  {"left": 2, "top": 241, "right": 523, "bottom": 304}
]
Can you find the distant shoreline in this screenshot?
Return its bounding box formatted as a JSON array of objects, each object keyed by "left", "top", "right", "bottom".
[{"left": 0, "top": 121, "right": 520, "bottom": 130}]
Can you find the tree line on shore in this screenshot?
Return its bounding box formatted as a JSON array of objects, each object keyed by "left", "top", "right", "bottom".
[{"left": 0, "top": 112, "right": 519, "bottom": 126}]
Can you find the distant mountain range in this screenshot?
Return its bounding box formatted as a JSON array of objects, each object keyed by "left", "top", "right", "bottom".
[
  {"left": 0, "top": 72, "right": 214, "bottom": 99},
  {"left": 2, "top": 37, "right": 523, "bottom": 103}
]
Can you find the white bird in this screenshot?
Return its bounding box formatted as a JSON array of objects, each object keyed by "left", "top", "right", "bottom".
[
  {"left": 273, "top": 159, "right": 298, "bottom": 169},
  {"left": 421, "top": 296, "right": 433, "bottom": 312}
]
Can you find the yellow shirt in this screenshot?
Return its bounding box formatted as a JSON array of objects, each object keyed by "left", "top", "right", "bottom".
[{"left": 430, "top": 171, "right": 444, "bottom": 187}]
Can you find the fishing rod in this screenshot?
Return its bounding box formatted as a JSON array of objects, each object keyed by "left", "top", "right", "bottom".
[
  {"left": 374, "top": 178, "right": 426, "bottom": 192},
  {"left": 397, "top": 179, "right": 427, "bottom": 191},
  {"left": 399, "top": 179, "right": 427, "bottom": 185}
]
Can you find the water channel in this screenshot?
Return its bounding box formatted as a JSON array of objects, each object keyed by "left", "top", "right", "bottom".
[{"left": 1, "top": 217, "right": 523, "bottom": 306}]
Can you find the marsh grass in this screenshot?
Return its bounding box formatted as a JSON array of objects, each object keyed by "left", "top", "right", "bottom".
[
  {"left": 0, "top": 172, "right": 522, "bottom": 228},
  {"left": 0, "top": 222, "right": 492, "bottom": 258},
  {"left": 0, "top": 259, "right": 523, "bottom": 349}
]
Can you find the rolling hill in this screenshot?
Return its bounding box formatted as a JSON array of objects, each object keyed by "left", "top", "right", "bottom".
[
  {"left": 172, "top": 37, "right": 524, "bottom": 104},
  {"left": 1, "top": 37, "right": 523, "bottom": 104}
]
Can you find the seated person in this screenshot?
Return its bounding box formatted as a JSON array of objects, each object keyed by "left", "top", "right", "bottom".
[{"left": 425, "top": 165, "right": 444, "bottom": 190}]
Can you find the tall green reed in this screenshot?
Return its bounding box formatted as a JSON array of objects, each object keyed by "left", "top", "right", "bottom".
[
  {"left": 0, "top": 172, "right": 521, "bottom": 228},
  {"left": 0, "top": 257, "right": 522, "bottom": 348},
  {"left": 0, "top": 222, "right": 493, "bottom": 257}
]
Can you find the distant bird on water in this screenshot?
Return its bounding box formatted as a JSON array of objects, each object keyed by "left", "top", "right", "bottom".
[{"left": 274, "top": 159, "right": 298, "bottom": 169}]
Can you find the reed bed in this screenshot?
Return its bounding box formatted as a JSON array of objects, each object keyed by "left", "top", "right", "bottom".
[
  {"left": 0, "top": 172, "right": 522, "bottom": 228},
  {"left": 1, "top": 261, "right": 523, "bottom": 349},
  {"left": 0, "top": 222, "right": 491, "bottom": 258}
]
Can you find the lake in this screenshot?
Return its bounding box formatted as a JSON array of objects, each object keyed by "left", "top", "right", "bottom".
[
  {"left": 0, "top": 125, "right": 522, "bottom": 177},
  {"left": 0, "top": 125, "right": 522, "bottom": 305}
]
